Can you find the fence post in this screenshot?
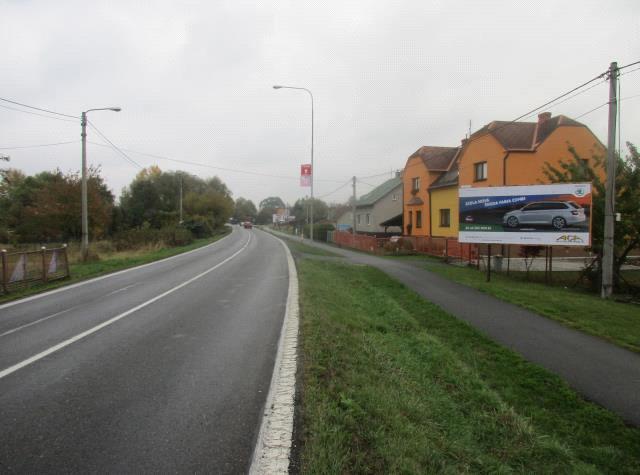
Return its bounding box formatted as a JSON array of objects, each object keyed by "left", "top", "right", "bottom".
[
  {"left": 1, "top": 249, "right": 7, "bottom": 294},
  {"left": 41, "top": 246, "right": 47, "bottom": 283},
  {"left": 63, "top": 244, "right": 71, "bottom": 278}
]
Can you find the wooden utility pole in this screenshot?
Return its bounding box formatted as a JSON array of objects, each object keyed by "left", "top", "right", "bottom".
[
  {"left": 601, "top": 61, "right": 618, "bottom": 298},
  {"left": 352, "top": 176, "right": 357, "bottom": 235}
]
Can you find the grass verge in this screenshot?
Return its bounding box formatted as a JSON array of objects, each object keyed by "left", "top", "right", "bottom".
[
  {"left": 0, "top": 228, "right": 231, "bottom": 304},
  {"left": 407, "top": 257, "right": 640, "bottom": 353},
  {"left": 295, "top": 257, "right": 640, "bottom": 473}
]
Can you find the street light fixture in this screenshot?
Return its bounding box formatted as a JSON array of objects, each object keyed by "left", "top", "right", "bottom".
[
  {"left": 273, "top": 84, "right": 315, "bottom": 241},
  {"left": 81, "top": 107, "right": 121, "bottom": 261}
]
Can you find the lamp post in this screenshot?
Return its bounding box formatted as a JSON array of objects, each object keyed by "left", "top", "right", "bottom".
[
  {"left": 81, "top": 107, "right": 121, "bottom": 261},
  {"left": 273, "top": 85, "right": 315, "bottom": 241}
]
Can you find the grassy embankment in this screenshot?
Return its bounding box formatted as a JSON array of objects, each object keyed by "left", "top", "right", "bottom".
[
  {"left": 292, "top": 251, "right": 640, "bottom": 473},
  {"left": 0, "top": 227, "right": 231, "bottom": 304},
  {"left": 389, "top": 256, "right": 640, "bottom": 353}
]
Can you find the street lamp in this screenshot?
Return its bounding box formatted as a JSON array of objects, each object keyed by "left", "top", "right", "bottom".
[
  {"left": 273, "top": 85, "right": 315, "bottom": 241},
  {"left": 81, "top": 107, "right": 121, "bottom": 261}
]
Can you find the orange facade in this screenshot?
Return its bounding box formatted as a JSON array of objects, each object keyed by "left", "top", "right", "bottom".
[{"left": 458, "top": 122, "right": 605, "bottom": 188}]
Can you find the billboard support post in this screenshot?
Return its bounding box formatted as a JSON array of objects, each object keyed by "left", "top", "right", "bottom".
[{"left": 487, "top": 244, "right": 492, "bottom": 282}]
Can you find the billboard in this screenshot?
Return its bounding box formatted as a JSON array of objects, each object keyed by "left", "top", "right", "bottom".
[
  {"left": 300, "top": 164, "right": 312, "bottom": 187},
  {"left": 458, "top": 183, "right": 592, "bottom": 246}
]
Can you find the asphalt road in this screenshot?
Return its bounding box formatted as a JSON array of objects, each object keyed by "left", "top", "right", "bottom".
[{"left": 0, "top": 227, "right": 289, "bottom": 473}]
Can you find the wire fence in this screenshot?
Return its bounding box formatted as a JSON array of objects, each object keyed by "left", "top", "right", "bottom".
[{"left": 1, "top": 246, "right": 70, "bottom": 294}]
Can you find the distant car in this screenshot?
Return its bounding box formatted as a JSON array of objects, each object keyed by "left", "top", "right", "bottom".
[
  {"left": 243, "top": 221, "right": 253, "bottom": 229},
  {"left": 503, "top": 201, "right": 585, "bottom": 230}
]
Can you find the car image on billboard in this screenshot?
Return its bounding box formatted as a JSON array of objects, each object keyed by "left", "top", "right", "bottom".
[{"left": 502, "top": 201, "right": 587, "bottom": 230}]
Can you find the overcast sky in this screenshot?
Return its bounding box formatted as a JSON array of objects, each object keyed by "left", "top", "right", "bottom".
[{"left": 1, "top": 0, "right": 639, "bottom": 207}]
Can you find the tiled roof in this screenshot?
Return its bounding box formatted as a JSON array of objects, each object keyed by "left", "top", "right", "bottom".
[
  {"left": 470, "top": 114, "right": 587, "bottom": 150},
  {"left": 356, "top": 176, "right": 402, "bottom": 208},
  {"left": 408, "top": 146, "right": 459, "bottom": 171},
  {"left": 430, "top": 162, "right": 459, "bottom": 189}
]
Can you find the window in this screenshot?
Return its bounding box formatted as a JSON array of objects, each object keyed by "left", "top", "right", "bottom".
[
  {"left": 357, "top": 214, "right": 361, "bottom": 224},
  {"left": 392, "top": 193, "right": 399, "bottom": 201},
  {"left": 440, "top": 209, "right": 450, "bottom": 227},
  {"left": 411, "top": 177, "right": 420, "bottom": 192},
  {"left": 474, "top": 162, "right": 487, "bottom": 181},
  {"left": 416, "top": 210, "right": 422, "bottom": 228},
  {"left": 366, "top": 214, "right": 371, "bottom": 225}
]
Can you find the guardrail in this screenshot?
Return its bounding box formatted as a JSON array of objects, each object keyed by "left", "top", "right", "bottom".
[{"left": 1, "top": 246, "right": 70, "bottom": 294}]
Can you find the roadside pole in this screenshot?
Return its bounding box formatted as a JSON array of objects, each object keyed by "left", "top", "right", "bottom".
[
  {"left": 601, "top": 61, "right": 618, "bottom": 298},
  {"left": 352, "top": 176, "right": 357, "bottom": 236}
]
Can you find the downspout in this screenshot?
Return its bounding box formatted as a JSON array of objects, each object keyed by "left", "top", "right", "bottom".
[
  {"left": 502, "top": 151, "right": 510, "bottom": 185},
  {"left": 428, "top": 187, "right": 433, "bottom": 237}
]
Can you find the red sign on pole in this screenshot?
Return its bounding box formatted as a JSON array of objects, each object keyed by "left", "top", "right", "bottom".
[{"left": 300, "top": 164, "right": 312, "bottom": 187}]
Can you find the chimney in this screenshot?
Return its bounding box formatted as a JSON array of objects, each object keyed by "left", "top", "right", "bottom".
[
  {"left": 534, "top": 112, "right": 552, "bottom": 146},
  {"left": 538, "top": 112, "right": 552, "bottom": 124},
  {"left": 395, "top": 170, "right": 401, "bottom": 178},
  {"left": 461, "top": 138, "right": 468, "bottom": 146}
]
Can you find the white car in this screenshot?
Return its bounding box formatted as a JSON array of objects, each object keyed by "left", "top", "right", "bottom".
[{"left": 503, "top": 201, "right": 586, "bottom": 230}]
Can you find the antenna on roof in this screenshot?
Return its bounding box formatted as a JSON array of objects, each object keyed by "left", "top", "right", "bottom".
[{"left": 468, "top": 119, "right": 472, "bottom": 138}]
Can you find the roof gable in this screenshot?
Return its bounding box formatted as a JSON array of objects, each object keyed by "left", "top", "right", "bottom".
[
  {"left": 469, "top": 114, "right": 588, "bottom": 151},
  {"left": 408, "top": 146, "right": 459, "bottom": 171},
  {"left": 356, "top": 176, "right": 402, "bottom": 207}
]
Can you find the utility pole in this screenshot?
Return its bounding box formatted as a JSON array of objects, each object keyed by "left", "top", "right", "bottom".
[
  {"left": 601, "top": 61, "right": 618, "bottom": 298},
  {"left": 179, "top": 175, "right": 183, "bottom": 224},
  {"left": 352, "top": 176, "right": 357, "bottom": 235},
  {"left": 81, "top": 112, "right": 89, "bottom": 261}
]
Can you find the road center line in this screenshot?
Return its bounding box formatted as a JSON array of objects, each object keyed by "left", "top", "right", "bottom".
[
  {"left": 0, "top": 234, "right": 252, "bottom": 380},
  {"left": 0, "top": 306, "right": 78, "bottom": 338},
  {"left": 105, "top": 283, "right": 140, "bottom": 297}
]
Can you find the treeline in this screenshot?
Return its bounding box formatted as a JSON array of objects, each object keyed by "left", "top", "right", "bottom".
[{"left": 0, "top": 162, "right": 233, "bottom": 246}]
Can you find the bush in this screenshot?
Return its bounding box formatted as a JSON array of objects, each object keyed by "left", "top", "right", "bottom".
[
  {"left": 384, "top": 237, "right": 415, "bottom": 255},
  {"left": 303, "top": 223, "right": 335, "bottom": 241},
  {"left": 112, "top": 225, "right": 193, "bottom": 250}
]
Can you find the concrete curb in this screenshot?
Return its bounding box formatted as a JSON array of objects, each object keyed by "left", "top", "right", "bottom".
[{"left": 249, "top": 234, "right": 299, "bottom": 474}]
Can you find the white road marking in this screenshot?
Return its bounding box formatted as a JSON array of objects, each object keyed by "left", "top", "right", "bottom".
[
  {"left": 0, "top": 306, "right": 78, "bottom": 338},
  {"left": 0, "top": 234, "right": 252, "bottom": 380},
  {"left": 105, "top": 283, "right": 140, "bottom": 297},
  {"left": 250, "top": 230, "right": 299, "bottom": 474},
  {"left": 0, "top": 227, "right": 236, "bottom": 311}
]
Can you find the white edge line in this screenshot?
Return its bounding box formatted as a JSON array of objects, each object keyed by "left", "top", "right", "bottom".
[
  {"left": 249, "top": 229, "right": 299, "bottom": 474},
  {"left": 0, "top": 226, "right": 236, "bottom": 311},
  {"left": 0, "top": 234, "right": 251, "bottom": 380}
]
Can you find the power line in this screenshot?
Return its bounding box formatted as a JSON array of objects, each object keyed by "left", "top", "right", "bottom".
[
  {"left": 317, "top": 179, "right": 352, "bottom": 199},
  {"left": 574, "top": 93, "right": 640, "bottom": 120},
  {"left": 619, "top": 60, "right": 640, "bottom": 71},
  {"left": 0, "top": 140, "right": 78, "bottom": 150},
  {"left": 359, "top": 170, "right": 393, "bottom": 179},
  {"left": 357, "top": 179, "right": 376, "bottom": 188},
  {"left": 87, "top": 140, "right": 349, "bottom": 183},
  {"left": 620, "top": 66, "right": 640, "bottom": 77},
  {"left": 519, "top": 79, "right": 607, "bottom": 121},
  {"left": 0, "top": 103, "right": 78, "bottom": 123},
  {"left": 0, "top": 96, "right": 78, "bottom": 119},
  {"left": 87, "top": 121, "right": 143, "bottom": 169}
]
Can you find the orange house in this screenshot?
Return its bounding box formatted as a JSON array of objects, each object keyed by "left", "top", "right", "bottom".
[
  {"left": 402, "top": 146, "right": 459, "bottom": 236},
  {"left": 458, "top": 112, "right": 605, "bottom": 187}
]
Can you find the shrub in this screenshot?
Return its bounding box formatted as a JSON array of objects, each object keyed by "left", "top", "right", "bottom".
[
  {"left": 112, "top": 226, "right": 193, "bottom": 250},
  {"left": 303, "top": 223, "right": 335, "bottom": 241}
]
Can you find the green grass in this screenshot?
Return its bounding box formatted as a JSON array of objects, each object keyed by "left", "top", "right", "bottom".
[
  {"left": 295, "top": 257, "right": 640, "bottom": 473},
  {"left": 0, "top": 229, "right": 231, "bottom": 304},
  {"left": 408, "top": 258, "right": 640, "bottom": 353},
  {"left": 271, "top": 234, "right": 342, "bottom": 258}
]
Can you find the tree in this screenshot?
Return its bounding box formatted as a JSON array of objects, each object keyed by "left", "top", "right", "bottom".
[
  {"left": 233, "top": 197, "right": 257, "bottom": 222},
  {"left": 0, "top": 167, "right": 113, "bottom": 242},
  {"left": 259, "top": 196, "right": 285, "bottom": 210},
  {"left": 544, "top": 142, "right": 640, "bottom": 290},
  {"left": 290, "top": 197, "right": 329, "bottom": 225}
]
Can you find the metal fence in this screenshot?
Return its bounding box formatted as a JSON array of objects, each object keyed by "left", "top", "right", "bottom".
[{"left": 1, "top": 246, "right": 70, "bottom": 294}]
